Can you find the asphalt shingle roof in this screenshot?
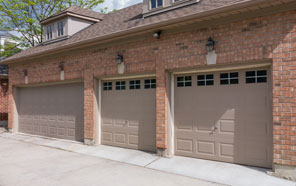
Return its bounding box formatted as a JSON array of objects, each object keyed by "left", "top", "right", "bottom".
[
  {"left": 4, "top": 0, "right": 255, "bottom": 62},
  {"left": 41, "top": 5, "right": 105, "bottom": 22}
]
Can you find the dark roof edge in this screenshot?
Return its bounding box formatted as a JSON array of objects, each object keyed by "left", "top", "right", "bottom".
[{"left": 2, "top": 0, "right": 274, "bottom": 64}]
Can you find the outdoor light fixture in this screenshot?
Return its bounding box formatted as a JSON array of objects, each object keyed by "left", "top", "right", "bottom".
[
  {"left": 116, "top": 54, "right": 124, "bottom": 64},
  {"left": 206, "top": 37, "right": 215, "bottom": 52},
  {"left": 59, "top": 63, "right": 64, "bottom": 71},
  {"left": 153, "top": 31, "right": 162, "bottom": 39},
  {"left": 22, "top": 69, "right": 28, "bottom": 77}
]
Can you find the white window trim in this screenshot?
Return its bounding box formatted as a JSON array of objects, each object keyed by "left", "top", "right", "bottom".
[
  {"left": 57, "top": 21, "right": 65, "bottom": 37},
  {"left": 197, "top": 74, "right": 214, "bottom": 86},
  {"left": 130, "top": 80, "right": 141, "bottom": 89},
  {"left": 150, "top": 0, "right": 163, "bottom": 10},
  {"left": 46, "top": 24, "right": 53, "bottom": 40},
  {"left": 246, "top": 70, "right": 267, "bottom": 83},
  {"left": 220, "top": 72, "right": 239, "bottom": 85}
]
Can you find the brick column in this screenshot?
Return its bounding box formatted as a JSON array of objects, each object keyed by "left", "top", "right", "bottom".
[
  {"left": 83, "top": 69, "right": 96, "bottom": 145},
  {"left": 272, "top": 39, "right": 296, "bottom": 179},
  {"left": 156, "top": 63, "right": 168, "bottom": 155},
  {"left": 7, "top": 83, "right": 14, "bottom": 131}
]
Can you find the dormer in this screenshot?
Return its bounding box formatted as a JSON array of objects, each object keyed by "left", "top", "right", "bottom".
[
  {"left": 143, "top": 0, "right": 200, "bottom": 17},
  {"left": 41, "top": 6, "right": 104, "bottom": 44}
]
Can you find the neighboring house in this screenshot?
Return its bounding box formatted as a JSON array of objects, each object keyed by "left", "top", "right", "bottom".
[
  {"left": 1, "top": 0, "right": 296, "bottom": 180},
  {"left": 0, "top": 65, "right": 8, "bottom": 127}
]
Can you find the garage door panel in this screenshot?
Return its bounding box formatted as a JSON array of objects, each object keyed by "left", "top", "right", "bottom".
[
  {"left": 101, "top": 78, "right": 156, "bottom": 152},
  {"left": 17, "top": 83, "right": 84, "bottom": 141},
  {"left": 175, "top": 68, "right": 272, "bottom": 168}
]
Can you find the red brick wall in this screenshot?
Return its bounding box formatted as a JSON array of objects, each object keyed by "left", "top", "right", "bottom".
[
  {"left": 7, "top": 10, "right": 296, "bottom": 166},
  {"left": 0, "top": 78, "right": 8, "bottom": 121}
]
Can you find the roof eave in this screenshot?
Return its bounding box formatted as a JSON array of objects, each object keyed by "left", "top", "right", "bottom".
[{"left": 2, "top": 0, "right": 275, "bottom": 64}]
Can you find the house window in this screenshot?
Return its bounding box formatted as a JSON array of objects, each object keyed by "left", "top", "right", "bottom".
[
  {"left": 116, "top": 81, "right": 126, "bottom": 90},
  {"left": 57, "top": 21, "right": 64, "bottom": 37},
  {"left": 130, "top": 80, "right": 141, "bottom": 90},
  {"left": 151, "top": 0, "right": 163, "bottom": 9},
  {"left": 220, "top": 72, "right": 239, "bottom": 85},
  {"left": 145, "top": 79, "right": 156, "bottom": 89},
  {"left": 177, "top": 76, "right": 192, "bottom": 87},
  {"left": 46, "top": 25, "right": 53, "bottom": 40},
  {"left": 197, "top": 74, "right": 214, "bottom": 86},
  {"left": 103, "top": 82, "right": 112, "bottom": 91},
  {"left": 246, "top": 70, "right": 267, "bottom": 84}
]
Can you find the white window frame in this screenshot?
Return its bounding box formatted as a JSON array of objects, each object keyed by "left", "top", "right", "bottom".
[
  {"left": 103, "top": 82, "right": 112, "bottom": 91},
  {"left": 144, "top": 79, "right": 156, "bottom": 89},
  {"left": 129, "top": 80, "right": 141, "bottom": 90},
  {"left": 116, "top": 81, "right": 126, "bottom": 90},
  {"left": 57, "top": 21, "right": 65, "bottom": 37},
  {"left": 150, "top": 0, "right": 163, "bottom": 9},
  {"left": 177, "top": 76, "right": 192, "bottom": 87},
  {"left": 220, "top": 72, "right": 239, "bottom": 85},
  {"left": 46, "top": 25, "right": 53, "bottom": 40},
  {"left": 197, "top": 74, "right": 214, "bottom": 86},
  {"left": 246, "top": 70, "right": 267, "bottom": 84}
]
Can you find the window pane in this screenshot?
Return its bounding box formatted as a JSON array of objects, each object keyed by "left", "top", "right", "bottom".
[
  {"left": 246, "top": 78, "right": 256, "bottom": 84},
  {"left": 257, "top": 70, "right": 267, "bottom": 76},
  {"left": 257, "top": 77, "right": 267, "bottom": 83},
  {"left": 151, "top": 0, "right": 156, "bottom": 8},
  {"left": 198, "top": 81, "right": 205, "bottom": 86},
  {"left": 230, "top": 79, "right": 239, "bottom": 84},
  {"left": 151, "top": 79, "right": 156, "bottom": 84},
  {"left": 157, "top": 0, "right": 163, "bottom": 7},
  {"left": 230, "top": 72, "right": 238, "bottom": 78},
  {"left": 177, "top": 82, "right": 184, "bottom": 87},
  {"left": 185, "top": 81, "right": 192, "bottom": 87},
  {"left": 185, "top": 76, "right": 192, "bottom": 81},
  {"left": 220, "top": 79, "right": 229, "bottom": 85},
  {"left": 151, "top": 84, "right": 156, "bottom": 88},
  {"left": 206, "top": 80, "right": 214, "bottom": 86},
  {"left": 206, "top": 74, "right": 214, "bottom": 80},
  {"left": 197, "top": 75, "right": 205, "bottom": 80},
  {"left": 246, "top": 71, "right": 255, "bottom": 77},
  {"left": 220, "top": 73, "right": 228, "bottom": 79},
  {"left": 177, "top": 77, "right": 184, "bottom": 82}
]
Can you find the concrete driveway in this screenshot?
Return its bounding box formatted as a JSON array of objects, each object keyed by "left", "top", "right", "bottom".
[
  {"left": 0, "top": 133, "right": 295, "bottom": 186},
  {"left": 0, "top": 137, "right": 221, "bottom": 186}
]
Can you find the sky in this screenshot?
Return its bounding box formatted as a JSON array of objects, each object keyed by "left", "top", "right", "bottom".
[{"left": 95, "top": 0, "right": 142, "bottom": 12}]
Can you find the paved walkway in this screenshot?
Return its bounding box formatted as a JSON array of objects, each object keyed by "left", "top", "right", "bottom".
[{"left": 0, "top": 132, "right": 295, "bottom": 186}]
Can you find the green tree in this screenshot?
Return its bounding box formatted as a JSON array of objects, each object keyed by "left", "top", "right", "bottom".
[{"left": 0, "top": 0, "right": 105, "bottom": 58}]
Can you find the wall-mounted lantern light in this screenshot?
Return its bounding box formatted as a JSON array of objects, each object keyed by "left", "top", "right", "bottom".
[
  {"left": 116, "top": 54, "right": 124, "bottom": 64},
  {"left": 206, "top": 37, "right": 215, "bottom": 52},
  {"left": 22, "top": 69, "right": 28, "bottom": 77},
  {"left": 59, "top": 63, "right": 64, "bottom": 71},
  {"left": 153, "top": 31, "right": 162, "bottom": 39}
]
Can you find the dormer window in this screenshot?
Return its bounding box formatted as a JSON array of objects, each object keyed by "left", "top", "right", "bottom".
[
  {"left": 151, "top": 0, "right": 163, "bottom": 9},
  {"left": 46, "top": 25, "right": 53, "bottom": 40},
  {"left": 57, "top": 21, "right": 64, "bottom": 37}
]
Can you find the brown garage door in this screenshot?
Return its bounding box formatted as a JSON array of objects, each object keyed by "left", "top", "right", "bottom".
[
  {"left": 174, "top": 68, "right": 272, "bottom": 168},
  {"left": 101, "top": 78, "right": 156, "bottom": 152},
  {"left": 17, "top": 83, "right": 84, "bottom": 141}
]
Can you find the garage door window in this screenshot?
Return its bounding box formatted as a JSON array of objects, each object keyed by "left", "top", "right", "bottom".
[
  {"left": 103, "top": 82, "right": 112, "bottom": 91},
  {"left": 177, "top": 76, "right": 192, "bottom": 87},
  {"left": 116, "top": 81, "right": 126, "bottom": 90},
  {"left": 220, "top": 72, "right": 239, "bottom": 85},
  {"left": 130, "top": 80, "right": 141, "bottom": 90},
  {"left": 197, "top": 74, "right": 214, "bottom": 86},
  {"left": 145, "top": 79, "right": 156, "bottom": 89},
  {"left": 246, "top": 70, "right": 267, "bottom": 84}
]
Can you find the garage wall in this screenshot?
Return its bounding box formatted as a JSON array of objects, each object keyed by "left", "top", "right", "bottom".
[{"left": 7, "top": 8, "right": 296, "bottom": 167}]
